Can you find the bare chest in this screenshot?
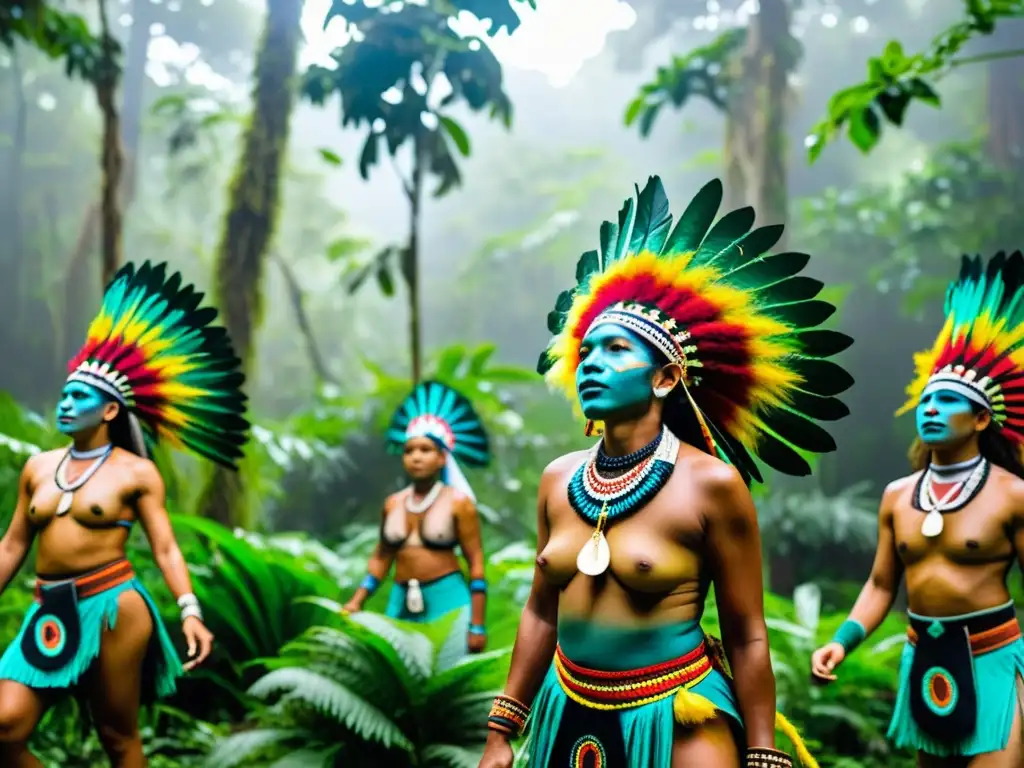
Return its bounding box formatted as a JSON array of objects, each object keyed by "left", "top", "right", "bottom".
[
  {"left": 28, "top": 463, "right": 136, "bottom": 529},
  {"left": 539, "top": 472, "right": 705, "bottom": 591},
  {"left": 892, "top": 486, "right": 1013, "bottom": 565}
]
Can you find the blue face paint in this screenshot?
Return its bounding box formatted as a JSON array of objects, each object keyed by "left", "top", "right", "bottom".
[
  {"left": 55, "top": 381, "right": 110, "bottom": 435},
  {"left": 576, "top": 323, "right": 660, "bottom": 420},
  {"left": 915, "top": 387, "right": 979, "bottom": 445}
]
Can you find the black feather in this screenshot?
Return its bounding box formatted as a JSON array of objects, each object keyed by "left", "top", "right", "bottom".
[
  {"left": 754, "top": 431, "right": 812, "bottom": 476},
  {"left": 727, "top": 252, "right": 811, "bottom": 288},
  {"left": 756, "top": 276, "right": 823, "bottom": 305},
  {"left": 789, "top": 358, "right": 855, "bottom": 396},
  {"left": 759, "top": 408, "right": 837, "bottom": 453},
  {"left": 763, "top": 300, "right": 836, "bottom": 328},
  {"left": 785, "top": 389, "right": 850, "bottom": 421},
  {"left": 790, "top": 329, "right": 854, "bottom": 357}
]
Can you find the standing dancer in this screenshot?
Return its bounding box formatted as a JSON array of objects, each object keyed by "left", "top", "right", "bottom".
[
  {"left": 479, "top": 176, "right": 852, "bottom": 767},
  {"left": 812, "top": 252, "right": 1024, "bottom": 766},
  {"left": 0, "top": 261, "right": 248, "bottom": 767},
  {"left": 344, "top": 381, "right": 491, "bottom": 660}
]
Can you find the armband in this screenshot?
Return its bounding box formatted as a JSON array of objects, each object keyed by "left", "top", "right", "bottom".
[
  {"left": 831, "top": 618, "right": 867, "bottom": 654},
  {"left": 487, "top": 694, "right": 530, "bottom": 738},
  {"left": 469, "top": 578, "right": 487, "bottom": 594},
  {"left": 177, "top": 592, "right": 203, "bottom": 622},
  {"left": 745, "top": 747, "right": 792, "bottom": 767},
  {"left": 360, "top": 574, "right": 381, "bottom": 594},
  {"left": 469, "top": 623, "right": 486, "bottom": 635}
]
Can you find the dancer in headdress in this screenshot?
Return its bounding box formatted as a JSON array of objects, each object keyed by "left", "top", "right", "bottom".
[
  {"left": 343, "top": 381, "right": 491, "bottom": 659},
  {"left": 0, "top": 261, "right": 248, "bottom": 766},
  {"left": 812, "top": 252, "right": 1024, "bottom": 766},
  {"left": 479, "top": 176, "right": 850, "bottom": 768}
]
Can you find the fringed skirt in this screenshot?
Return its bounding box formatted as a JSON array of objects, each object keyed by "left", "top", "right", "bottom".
[
  {"left": 888, "top": 600, "right": 1024, "bottom": 757},
  {"left": 385, "top": 571, "right": 471, "bottom": 667},
  {"left": 0, "top": 559, "right": 182, "bottom": 699},
  {"left": 521, "top": 619, "right": 742, "bottom": 768}
]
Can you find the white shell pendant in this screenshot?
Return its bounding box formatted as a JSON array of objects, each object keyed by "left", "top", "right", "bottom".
[
  {"left": 576, "top": 531, "right": 611, "bottom": 576},
  {"left": 405, "top": 578, "right": 425, "bottom": 614},
  {"left": 56, "top": 491, "right": 73, "bottom": 516},
  {"left": 921, "top": 509, "right": 944, "bottom": 538}
]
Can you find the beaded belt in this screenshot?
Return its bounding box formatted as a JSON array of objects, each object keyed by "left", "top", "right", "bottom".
[
  {"left": 907, "top": 617, "right": 1021, "bottom": 656},
  {"left": 34, "top": 559, "right": 135, "bottom": 602},
  {"left": 553, "top": 640, "right": 713, "bottom": 709}
]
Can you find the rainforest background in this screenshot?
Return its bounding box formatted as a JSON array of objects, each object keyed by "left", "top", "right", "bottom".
[{"left": 0, "top": 0, "right": 1022, "bottom": 765}]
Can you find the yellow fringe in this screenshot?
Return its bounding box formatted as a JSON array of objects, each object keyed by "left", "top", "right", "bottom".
[
  {"left": 671, "top": 687, "right": 819, "bottom": 768},
  {"left": 672, "top": 687, "right": 719, "bottom": 726},
  {"left": 775, "top": 711, "right": 819, "bottom": 768}
]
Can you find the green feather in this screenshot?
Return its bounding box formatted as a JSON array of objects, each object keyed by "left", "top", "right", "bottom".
[
  {"left": 762, "top": 300, "right": 836, "bottom": 328},
  {"left": 789, "top": 329, "right": 853, "bottom": 358},
  {"left": 611, "top": 195, "right": 636, "bottom": 263},
  {"left": 759, "top": 407, "right": 837, "bottom": 453},
  {"left": 547, "top": 311, "right": 565, "bottom": 334},
  {"left": 690, "top": 207, "right": 756, "bottom": 267},
  {"left": 555, "top": 290, "right": 574, "bottom": 313},
  {"left": 598, "top": 221, "right": 618, "bottom": 268},
  {"left": 756, "top": 276, "right": 823, "bottom": 305},
  {"left": 575, "top": 250, "right": 600, "bottom": 284},
  {"left": 662, "top": 178, "right": 723, "bottom": 256},
  {"left": 628, "top": 176, "right": 673, "bottom": 256},
  {"left": 726, "top": 252, "right": 811, "bottom": 287}
]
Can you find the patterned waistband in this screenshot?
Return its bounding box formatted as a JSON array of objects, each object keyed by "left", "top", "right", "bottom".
[
  {"left": 908, "top": 618, "right": 1021, "bottom": 656},
  {"left": 34, "top": 559, "right": 135, "bottom": 602},
  {"left": 553, "top": 640, "right": 712, "bottom": 710}
]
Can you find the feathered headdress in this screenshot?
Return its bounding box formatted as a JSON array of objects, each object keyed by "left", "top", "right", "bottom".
[
  {"left": 386, "top": 380, "right": 491, "bottom": 501},
  {"left": 67, "top": 261, "right": 249, "bottom": 469},
  {"left": 896, "top": 251, "right": 1024, "bottom": 442},
  {"left": 538, "top": 176, "right": 854, "bottom": 483}
]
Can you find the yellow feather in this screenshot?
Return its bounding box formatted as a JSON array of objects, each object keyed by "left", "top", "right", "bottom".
[
  {"left": 672, "top": 688, "right": 718, "bottom": 726},
  {"left": 775, "top": 711, "right": 819, "bottom": 768}
]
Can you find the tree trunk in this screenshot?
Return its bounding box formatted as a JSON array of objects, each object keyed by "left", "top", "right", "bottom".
[
  {"left": 722, "top": 0, "right": 791, "bottom": 241},
  {"left": 406, "top": 131, "right": 424, "bottom": 385},
  {"left": 96, "top": 0, "right": 124, "bottom": 289},
  {"left": 986, "top": 19, "right": 1024, "bottom": 170},
  {"left": 195, "top": 0, "right": 303, "bottom": 528}
]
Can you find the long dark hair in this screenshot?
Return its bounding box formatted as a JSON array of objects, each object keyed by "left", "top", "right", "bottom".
[
  {"left": 107, "top": 402, "right": 148, "bottom": 459},
  {"left": 908, "top": 402, "right": 1024, "bottom": 478}
]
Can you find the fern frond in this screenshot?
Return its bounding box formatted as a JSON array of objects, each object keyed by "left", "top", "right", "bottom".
[
  {"left": 203, "top": 728, "right": 306, "bottom": 767},
  {"left": 421, "top": 743, "right": 485, "bottom": 768},
  {"left": 348, "top": 612, "right": 435, "bottom": 681},
  {"left": 267, "top": 745, "right": 341, "bottom": 768},
  {"left": 248, "top": 667, "right": 413, "bottom": 752}
]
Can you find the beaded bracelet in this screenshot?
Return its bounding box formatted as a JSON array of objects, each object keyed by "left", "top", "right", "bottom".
[
  {"left": 487, "top": 694, "right": 530, "bottom": 738},
  {"left": 360, "top": 574, "right": 380, "bottom": 594},
  {"left": 469, "top": 578, "right": 487, "bottom": 593},
  {"left": 745, "top": 747, "right": 793, "bottom": 767}
]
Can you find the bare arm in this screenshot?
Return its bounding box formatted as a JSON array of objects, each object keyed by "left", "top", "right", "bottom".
[
  {"left": 135, "top": 460, "right": 195, "bottom": 600},
  {"left": 490, "top": 460, "right": 563, "bottom": 731},
  {"left": 704, "top": 462, "right": 776, "bottom": 749},
  {"left": 0, "top": 456, "right": 40, "bottom": 594},
  {"left": 454, "top": 495, "right": 486, "bottom": 628},
  {"left": 844, "top": 482, "right": 904, "bottom": 637},
  {"left": 346, "top": 505, "right": 398, "bottom": 609}
]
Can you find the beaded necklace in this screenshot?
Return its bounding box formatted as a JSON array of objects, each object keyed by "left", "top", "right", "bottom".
[
  {"left": 912, "top": 456, "right": 989, "bottom": 537},
  {"left": 569, "top": 427, "right": 679, "bottom": 576}
]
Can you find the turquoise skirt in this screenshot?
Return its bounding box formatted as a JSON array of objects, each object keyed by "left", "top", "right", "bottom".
[
  {"left": 385, "top": 571, "right": 471, "bottom": 668},
  {"left": 888, "top": 600, "right": 1024, "bottom": 757},
  {"left": 522, "top": 619, "right": 741, "bottom": 768},
  {"left": 0, "top": 567, "right": 182, "bottom": 699}
]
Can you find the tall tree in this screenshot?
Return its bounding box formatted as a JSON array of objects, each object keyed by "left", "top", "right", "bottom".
[
  {"left": 95, "top": 0, "right": 124, "bottom": 288},
  {"left": 303, "top": 0, "right": 533, "bottom": 384},
  {"left": 623, "top": 0, "right": 799, "bottom": 234},
  {"left": 196, "top": 0, "right": 304, "bottom": 527}
]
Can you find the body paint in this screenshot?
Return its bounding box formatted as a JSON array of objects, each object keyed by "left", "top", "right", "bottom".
[
  {"left": 915, "top": 387, "right": 978, "bottom": 445},
  {"left": 56, "top": 381, "right": 109, "bottom": 435},
  {"left": 576, "top": 323, "right": 659, "bottom": 420}
]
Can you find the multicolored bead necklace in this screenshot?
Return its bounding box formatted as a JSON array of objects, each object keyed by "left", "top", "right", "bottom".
[{"left": 569, "top": 427, "right": 679, "bottom": 576}]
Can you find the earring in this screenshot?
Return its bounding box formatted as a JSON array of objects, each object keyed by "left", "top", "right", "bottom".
[{"left": 653, "top": 386, "right": 672, "bottom": 399}]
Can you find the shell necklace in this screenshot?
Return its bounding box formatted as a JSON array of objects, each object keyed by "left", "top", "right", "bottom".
[
  {"left": 405, "top": 481, "right": 442, "bottom": 514},
  {"left": 570, "top": 427, "right": 679, "bottom": 576},
  {"left": 54, "top": 443, "right": 113, "bottom": 516},
  {"left": 915, "top": 456, "right": 988, "bottom": 537}
]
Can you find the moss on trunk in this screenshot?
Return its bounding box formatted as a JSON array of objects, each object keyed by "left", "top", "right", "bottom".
[{"left": 195, "top": 0, "right": 304, "bottom": 528}]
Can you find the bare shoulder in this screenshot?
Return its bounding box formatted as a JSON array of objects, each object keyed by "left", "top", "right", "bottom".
[
  {"left": 117, "top": 450, "right": 162, "bottom": 487},
  {"left": 383, "top": 489, "right": 407, "bottom": 511},
  {"left": 679, "top": 444, "right": 745, "bottom": 495},
  {"left": 22, "top": 448, "right": 62, "bottom": 486},
  {"left": 881, "top": 471, "right": 919, "bottom": 511},
  {"left": 987, "top": 464, "right": 1024, "bottom": 516},
  {"left": 447, "top": 486, "right": 477, "bottom": 516},
  {"left": 541, "top": 449, "right": 588, "bottom": 483}
]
